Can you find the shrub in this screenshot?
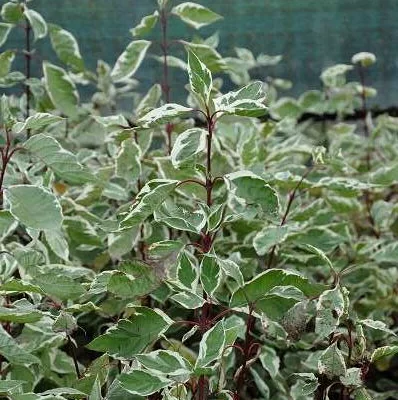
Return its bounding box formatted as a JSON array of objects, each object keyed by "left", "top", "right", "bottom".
[{"left": 0, "top": 1, "right": 397, "bottom": 400}]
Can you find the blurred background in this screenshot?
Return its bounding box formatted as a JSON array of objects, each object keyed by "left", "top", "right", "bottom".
[{"left": 4, "top": 0, "right": 398, "bottom": 109}]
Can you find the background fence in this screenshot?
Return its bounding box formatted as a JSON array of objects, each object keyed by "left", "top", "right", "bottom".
[{"left": 4, "top": 0, "right": 398, "bottom": 108}]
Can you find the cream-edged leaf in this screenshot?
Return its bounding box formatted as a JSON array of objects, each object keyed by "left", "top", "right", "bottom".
[
  {"left": 172, "top": 2, "right": 222, "bottom": 29},
  {"left": 111, "top": 40, "right": 151, "bottom": 82},
  {"left": 5, "top": 185, "right": 63, "bottom": 231}
]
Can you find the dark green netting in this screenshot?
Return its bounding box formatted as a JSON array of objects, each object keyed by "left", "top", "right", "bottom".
[{"left": 3, "top": 0, "right": 397, "bottom": 107}]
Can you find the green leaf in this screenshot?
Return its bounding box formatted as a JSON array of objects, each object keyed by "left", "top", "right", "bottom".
[
  {"left": 230, "top": 269, "right": 325, "bottom": 308},
  {"left": 195, "top": 320, "right": 225, "bottom": 368},
  {"left": 187, "top": 51, "right": 212, "bottom": 105},
  {"left": 0, "top": 50, "right": 14, "bottom": 78},
  {"left": 5, "top": 185, "right": 63, "bottom": 230},
  {"left": 119, "top": 179, "right": 178, "bottom": 229},
  {"left": 250, "top": 368, "right": 270, "bottom": 399},
  {"left": 353, "top": 388, "right": 373, "bottom": 400},
  {"left": 200, "top": 255, "right": 222, "bottom": 296},
  {"left": 226, "top": 172, "right": 280, "bottom": 220},
  {"left": 65, "top": 216, "right": 102, "bottom": 247},
  {"left": 87, "top": 307, "right": 172, "bottom": 359},
  {"left": 0, "top": 23, "right": 13, "bottom": 47},
  {"left": 0, "top": 94, "right": 15, "bottom": 128},
  {"left": 171, "top": 291, "right": 205, "bottom": 309},
  {"left": 280, "top": 300, "right": 308, "bottom": 339},
  {"left": 359, "top": 319, "right": 396, "bottom": 336},
  {"left": 0, "top": 279, "right": 44, "bottom": 295},
  {"left": 75, "top": 354, "right": 109, "bottom": 395},
  {"left": 130, "top": 11, "right": 158, "bottom": 37},
  {"left": 217, "top": 258, "right": 244, "bottom": 287},
  {"left": 86, "top": 272, "right": 112, "bottom": 296},
  {"left": 270, "top": 97, "right": 301, "bottom": 120},
  {"left": 315, "top": 286, "right": 346, "bottom": 338},
  {"left": 107, "top": 260, "right": 160, "bottom": 298},
  {"left": 299, "top": 90, "right": 325, "bottom": 114},
  {"left": 171, "top": 128, "right": 206, "bottom": 168},
  {"left": 153, "top": 54, "right": 188, "bottom": 70},
  {"left": 52, "top": 311, "right": 77, "bottom": 335},
  {"left": 118, "top": 370, "right": 171, "bottom": 396},
  {"left": 320, "top": 64, "right": 353, "bottom": 87},
  {"left": 372, "top": 242, "right": 398, "bottom": 264},
  {"left": 314, "top": 177, "right": 376, "bottom": 196},
  {"left": 148, "top": 240, "right": 184, "bottom": 259},
  {"left": 116, "top": 138, "right": 141, "bottom": 182},
  {"left": 370, "top": 163, "right": 398, "bottom": 185},
  {"left": 0, "top": 325, "right": 40, "bottom": 365},
  {"left": 24, "top": 9, "right": 47, "bottom": 41},
  {"left": 32, "top": 270, "right": 86, "bottom": 301},
  {"left": 135, "top": 83, "right": 162, "bottom": 117},
  {"left": 108, "top": 227, "right": 138, "bottom": 259},
  {"left": 136, "top": 350, "right": 192, "bottom": 376},
  {"left": 351, "top": 52, "right": 376, "bottom": 67},
  {"left": 44, "top": 229, "right": 69, "bottom": 261},
  {"left": 93, "top": 114, "right": 128, "bottom": 128},
  {"left": 154, "top": 200, "right": 206, "bottom": 233},
  {"left": 43, "top": 61, "right": 79, "bottom": 117},
  {"left": 14, "top": 247, "right": 45, "bottom": 270},
  {"left": 162, "top": 338, "right": 197, "bottom": 367},
  {"left": 0, "top": 210, "right": 17, "bottom": 240},
  {"left": 24, "top": 134, "right": 95, "bottom": 184},
  {"left": 371, "top": 346, "right": 398, "bottom": 362},
  {"left": 318, "top": 342, "right": 346, "bottom": 379},
  {"left": 172, "top": 2, "right": 222, "bottom": 29},
  {"left": 214, "top": 81, "right": 267, "bottom": 117},
  {"left": 13, "top": 113, "right": 63, "bottom": 133},
  {"left": 40, "top": 388, "right": 87, "bottom": 398},
  {"left": 208, "top": 203, "right": 225, "bottom": 232},
  {"left": 182, "top": 326, "right": 199, "bottom": 344},
  {"left": 0, "top": 302, "right": 42, "bottom": 323},
  {"left": 253, "top": 225, "right": 290, "bottom": 256},
  {"left": 1, "top": 3, "right": 23, "bottom": 24},
  {"left": 49, "top": 24, "right": 84, "bottom": 72},
  {"left": 303, "top": 244, "right": 337, "bottom": 275},
  {"left": 137, "top": 103, "right": 192, "bottom": 128},
  {"left": 257, "top": 295, "right": 300, "bottom": 325},
  {"left": 328, "top": 122, "right": 356, "bottom": 135},
  {"left": 88, "top": 377, "right": 102, "bottom": 400},
  {"left": 259, "top": 346, "right": 279, "bottom": 378},
  {"left": 291, "top": 373, "right": 319, "bottom": 398},
  {"left": 111, "top": 40, "right": 151, "bottom": 82},
  {"left": 0, "top": 380, "right": 25, "bottom": 395},
  {"left": 340, "top": 368, "right": 363, "bottom": 388},
  {"left": 182, "top": 41, "right": 227, "bottom": 73},
  {"left": 175, "top": 251, "right": 198, "bottom": 290},
  {"left": 291, "top": 226, "right": 345, "bottom": 253},
  {"left": 65, "top": 302, "right": 100, "bottom": 314}
]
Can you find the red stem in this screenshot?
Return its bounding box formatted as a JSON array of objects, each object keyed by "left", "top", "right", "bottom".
[
  {"left": 357, "top": 66, "right": 380, "bottom": 238},
  {"left": 67, "top": 335, "right": 81, "bottom": 379},
  {"left": 24, "top": 1, "right": 31, "bottom": 137},
  {"left": 195, "top": 112, "right": 216, "bottom": 400},
  {"left": 197, "top": 376, "right": 207, "bottom": 400},
  {"left": 0, "top": 130, "right": 13, "bottom": 209},
  {"left": 234, "top": 307, "right": 256, "bottom": 399},
  {"left": 159, "top": 7, "right": 173, "bottom": 154},
  {"left": 176, "top": 178, "right": 207, "bottom": 189},
  {"left": 267, "top": 166, "right": 313, "bottom": 268},
  {"left": 358, "top": 65, "right": 370, "bottom": 171},
  {"left": 133, "top": 128, "right": 147, "bottom": 260},
  {"left": 210, "top": 308, "right": 234, "bottom": 324}
]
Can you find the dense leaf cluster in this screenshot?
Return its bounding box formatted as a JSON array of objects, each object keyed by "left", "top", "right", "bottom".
[{"left": 0, "top": 1, "right": 397, "bottom": 400}]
